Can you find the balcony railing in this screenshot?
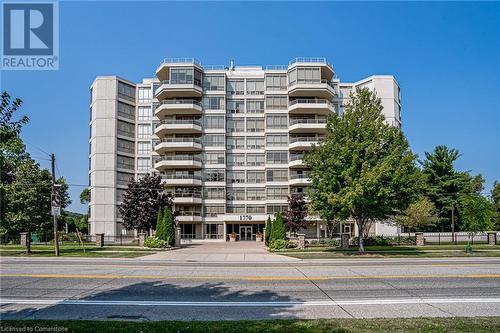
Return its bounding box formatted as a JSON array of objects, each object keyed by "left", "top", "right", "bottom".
[
  {"left": 159, "top": 58, "right": 201, "bottom": 67},
  {"left": 173, "top": 192, "right": 202, "bottom": 199},
  {"left": 159, "top": 138, "right": 202, "bottom": 144},
  {"left": 290, "top": 173, "right": 311, "bottom": 180},
  {"left": 158, "top": 79, "right": 202, "bottom": 88},
  {"left": 290, "top": 154, "right": 305, "bottom": 161},
  {"left": 162, "top": 174, "right": 202, "bottom": 180},
  {"left": 177, "top": 211, "right": 202, "bottom": 217},
  {"left": 289, "top": 118, "right": 327, "bottom": 125},
  {"left": 155, "top": 119, "right": 202, "bottom": 128},
  {"left": 289, "top": 136, "right": 324, "bottom": 143},
  {"left": 156, "top": 99, "right": 202, "bottom": 107},
  {"left": 288, "top": 79, "right": 336, "bottom": 89},
  {"left": 289, "top": 98, "right": 334, "bottom": 106},
  {"left": 156, "top": 155, "right": 202, "bottom": 162}
]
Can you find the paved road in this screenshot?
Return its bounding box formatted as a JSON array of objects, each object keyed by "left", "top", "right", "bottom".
[{"left": 1, "top": 257, "right": 500, "bottom": 320}]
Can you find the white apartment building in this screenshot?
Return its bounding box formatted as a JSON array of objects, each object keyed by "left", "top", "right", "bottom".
[{"left": 88, "top": 57, "right": 401, "bottom": 241}]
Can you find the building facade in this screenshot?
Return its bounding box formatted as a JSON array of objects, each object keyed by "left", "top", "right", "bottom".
[{"left": 88, "top": 58, "right": 401, "bottom": 241}]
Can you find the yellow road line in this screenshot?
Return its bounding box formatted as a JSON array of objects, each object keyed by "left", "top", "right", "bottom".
[{"left": 1, "top": 273, "right": 499, "bottom": 281}]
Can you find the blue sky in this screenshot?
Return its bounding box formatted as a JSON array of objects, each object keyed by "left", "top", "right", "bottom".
[{"left": 2, "top": 1, "right": 499, "bottom": 213}]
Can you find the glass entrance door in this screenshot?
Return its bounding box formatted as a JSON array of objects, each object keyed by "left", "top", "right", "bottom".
[{"left": 239, "top": 226, "right": 252, "bottom": 241}]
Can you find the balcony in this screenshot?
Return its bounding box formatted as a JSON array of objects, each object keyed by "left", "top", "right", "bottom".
[
  {"left": 155, "top": 100, "right": 203, "bottom": 118},
  {"left": 154, "top": 138, "right": 202, "bottom": 154},
  {"left": 173, "top": 192, "right": 202, "bottom": 205},
  {"left": 289, "top": 118, "right": 327, "bottom": 134},
  {"left": 161, "top": 174, "right": 202, "bottom": 186},
  {"left": 289, "top": 154, "right": 306, "bottom": 168},
  {"left": 288, "top": 80, "right": 337, "bottom": 99},
  {"left": 176, "top": 211, "right": 203, "bottom": 223},
  {"left": 289, "top": 173, "right": 311, "bottom": 186},
  {"left": 288, "top": 99, "right": 336, "bottom": 116},
  {"left": 155, "top": 119, "right": 202, "bottom": 136},
  {"left": 289, "top": 136, "right": 324, "bottom": 151},
  {"left": 154, "top": 155, "right": 203, "bottom": 171},
  {"left": 155, "top": 58, "right": 202, "bottom": 81},
  {"left": 288, "top": 58, "right": 335, "bottom": 80},
  {"left": 155, "top": 80, "right": 203, "bottom": 100}
]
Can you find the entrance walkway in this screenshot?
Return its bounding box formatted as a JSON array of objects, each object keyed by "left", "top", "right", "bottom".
[{"left": 140, "top": 241, "right": 298, "bottom": 262}]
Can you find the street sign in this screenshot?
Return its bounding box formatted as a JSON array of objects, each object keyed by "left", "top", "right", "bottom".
[
  {"left": 51, "top": 206, "right": 61, "bottom": 217},
  {"left": 51, "top": 193, "right": 61, "bottom": 207}
]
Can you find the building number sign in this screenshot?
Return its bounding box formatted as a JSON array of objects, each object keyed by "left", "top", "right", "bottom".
[{"left": 239, "top": 215, "right": 253, "bottom": 221}]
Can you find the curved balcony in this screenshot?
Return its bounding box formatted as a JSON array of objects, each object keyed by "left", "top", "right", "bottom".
[
  {"left": 155, "top": 138, "right": 202, "bottom": 154},
  {"left": 289, "top": 154, "right": 306, "bottom": 168},
  {"left": 288, "top": 99, "right": 336, "bottom": 116},
  {"left": 156, "top": 58, "right": 202, "bottom": 81},
  {"left": 154, "top": 100, "right": 203, "bottom": 118},
  {"left": 176, "top": 211, "right": 203, "bottom": 223},
  {"left": 289, "top": 118, "right": 327, "bottom": 134},
  {"left": 288, "top": 58, "right": 335, "bottom": 80},
  {"left": 288, "top": 80, "right": 337, "bottom": 99},
  {"left": 289, "top": 174, "right": 311, "bottom": 186},
  {"left": 161, "top": 174, "right": 202, "bottom": 186},
  {"left": 173, "top": 192, "right": 202, "bottom": 205},
  {"left": 154, "top": 155, "right": 203, "bottom": 171},
  {"left": 155, "top": 80, "right": 203, "bottom": 100},
  {"left": 289, "top": 136, "right": 324, "bottom": 151},
  {"left": 155, "top": 119, "right": 202, "bottom": 137}
]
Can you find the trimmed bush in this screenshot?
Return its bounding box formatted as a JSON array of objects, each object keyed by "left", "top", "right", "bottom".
[
  {"left": 265, "top": 216, "right": 272, "bottom": 245},
  {"left": 351, "top": 236, "right": 415, "bottom": 247},
  {"left": 270, "top": 212, "right": 286, "bottom": 241},
  {"left": 155, "top": 207, "right": 167, "bottom": 241},
  {"left": 164, "top": 207, "right": 176, "bottom": 247},
  {"left": 269, "top": 239, "right": 287, "bottom": 250},
  {"left": 144, "top": 236, "right": 167, "bottom": 248}
]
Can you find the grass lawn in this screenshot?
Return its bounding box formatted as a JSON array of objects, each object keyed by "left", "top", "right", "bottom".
[
  {"left": 1, "top": 317, "right": 499, "bottom": 333},
  {"left": 0, "top": 244, "right": 157, "bottom": 258},
  {"left": 276, "top": 244, "right": 500, "bottom": 259}
]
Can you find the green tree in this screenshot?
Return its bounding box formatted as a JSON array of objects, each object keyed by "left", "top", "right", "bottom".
[
  {"left": 61, "top": 211, "right": 88, "bottom": 234},
  {"left": 305, "top": 88, "right": 421, "bottom": 253},
  {"left": 491, "top": 181, "right": 500, "bottom": 229},
  {"left": 155, "top": 206, "right": 165, "bottom": 239},
  {"left": 164, "top": 206, "right": 176, "bottom": 247},
  {"left": 265, "top": 216, "right": 272, "bottom": 245},
  {"left": 395, "top": 197, "right": 438, "bottom": 234},
  {"left": 458, "top": 194, "right": 494, "bottom": 250},
  {"left": 270, "top": 212, "right": 286, "bottom": 241},
  {"left": 80, "top": 188, "right": 90, "bottom": 204},
  {"left": 421, "top": 145, "right": 484, "bottom": 231}
]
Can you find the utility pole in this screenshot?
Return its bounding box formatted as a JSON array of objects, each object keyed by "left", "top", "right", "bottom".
[{"left": 51, "top": 154, "right": 60, "bottom": 256}]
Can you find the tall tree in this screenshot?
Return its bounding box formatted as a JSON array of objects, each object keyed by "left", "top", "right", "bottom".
[
  {"left": 118, "top": 174, "right": 172, "bottom": 233},
  {"left": 458, "top": 194, "right": 494, "bottom": 244},
  {"left": 305, "top": 88, "right": 421, "bottom": 253},
  {"left": 491, "top": 181, "right": 500, "bottom": 229},
  {"left": 164, "top": 206, "right": 176, "bottom": 247},
  {"left": 270, "top": 212, "right": 286, "bottom": 241},
  {"left": 284, "top": 193, "right": 308, "bottom": 234},
  {"left": 421, "top": 145, "right": 484, "bottom": 231},
  {"left": 265, "top": 216, "right": 272, "bottom": 245},
  {"left": 395, "top": 197, "right": 438, "bottom": 234}
]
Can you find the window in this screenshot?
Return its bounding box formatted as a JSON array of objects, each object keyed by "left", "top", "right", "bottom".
[
  {"left": 226, "top": 188, "right": 246, "bottom": 201},
  {"left": 266, "top": 115, "right": 288, "bottom": 129},
  {"left": 170, "top": 67, "right": 202, "bottom": 86},
  {"left": 204, "top": 134, "right": 225, "bottom": 147},
  {"left": 267, "top": 187, "right": 289, "bottom": 200},
  {"left": 117, "top": 172, "right": 133, "bottom": 186},
  {"left": 117, "top": 120, "right": 135, "bottom": 137},
  {"left": 265, "top": 96, "right": 287, "bottom": 110},
  {"left": 117, "top": 138, "right": 134, "bottom": 154},
  {"left": 227, "top": 154, "right": 245, "bottom": 166},
  {"left": 290, "top": 170, "right": 311, "bottom": 179},
  {"left": 137, "top": 142, "right": 151, "bottom": 155},
  {"left": 246, "top": 154, "right": 264, "bottom": 166},
  {"left": 203, "top": 75, "right": 225, "bottom": 91},
  {"left": 246, "top": 80, "right": 264, "bottom": 95},
  {"left": 138, "top": 87, "right": 151, "bottom": 103},
  {"left": 247, "top": 188, "right": 265, "bottom": 201},
  {"left": 117, "top": 102, "right": 135, "bottom": 120},
  {"left": 226, "top": 137, "right": 245, "bottom": 149},
  {"left": 266, "top": 169, "right": 288, "bottom": 182},
  {"left": 267, "top": 205, "right": 288, "bottom": 214},
  {"left": 266, "top": 134, "right": 288, "bottom": 147},
  {"left": 118, "top": 82, "right": 135, "bottom": 102},
  {"left": 137, "top": 158, "right": 151, "bottom": 171},
  {"left": 226, "top": 99, "right": 244, "bottom": 113},
  {"left": 204, "top": 116, "right": 225, "bottom": 129},
  {"left": 203, "top": 169, "right": 225, "bottom": 182},
  {"left": 137, "top": 106, "right": 152, "bottom": 121},
  {"left": 227, "top": 80, "right": 244, "bottom": 95},
  {"left": 117, "top": 155, "right": 134, "bottom": 170},
  {"left": 227, "top": 171, "right": 245, "bottom": 184},
  {"left": 226, "top": 118, "right": 245, "bottom": 133},
  {"left": 137, "top": 124, "right": 151, "bottom": 138},
  {"left": 266, "top": 151, "right": 288, "bottom": 164},
  {"left": 227, "top": 205, "right": 246, "bottom": 214},
  {"left": 288, "top": 67, "right": 321, "bottom": 86},
  {"left": 205, "top": 152, "right": 225, "bottom": 164},
  {"left": 247, "top": 205, "right": 265, "bottom": 214},
  {"left": 246, "top": 137, "right": 264, "bottom": 149},
  {"left": 265, "top": 74, "right": 287, "bottom": 91},
  {"left": 203, "top": 205, "right": 225, "bottom": 217},
  {"left": 246, "top": 100, "right": 264, "bottom": 113},
  {"left": 246, "top": 118, "right": 264, "bottom": 132},
  {"left": 203, "top": 187, "right": 225, "bottom": 200},
  {"left": 203, "top": 96, "right": 224, "bottom": 110},
  {"left": 247, "top": 171, "right": 265, "bottom": 183}
]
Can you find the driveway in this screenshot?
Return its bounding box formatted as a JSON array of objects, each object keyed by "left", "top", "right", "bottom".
[{"left": 139, "top": 241, "right": 298, "bottom": 262}]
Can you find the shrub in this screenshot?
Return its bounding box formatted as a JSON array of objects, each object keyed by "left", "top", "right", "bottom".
[
  {"left": 144, "top": 236, "right": 167, "bottom": 248},
  {"left": 270, "top": 212, "right": 286, "bottom": 241},
  {"left": 309, "top": 238, "right": 340, "bottom": 247},
  {"left": 265, "top": 216, "right": 272, "bottom": 245},
  {"left": 351, "top": 236, "right": 415, "bottom": 247},
  {"left": 269, "top": 239, "right": 287, "bottom": 250}
]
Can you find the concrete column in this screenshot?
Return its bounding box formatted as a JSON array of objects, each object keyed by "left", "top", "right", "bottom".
[
  {"left": 20, "top": 232, "right": 31, "bottom": 254},
  {"left": 223, "top": 222, "right": 227, "bottom": 242},
  {"left": 138, "top": 233, "right": 146, "bottom": 247},
  {"left": 297, "top": 234, "right": 305, "bottom": 249},
  {"left": 95, "top": 233, "right": 104, "bottom": 247},
  {"left": 415, "top": 232, "right": 424, "bottom": 246},
  {"left": 488, "top": 232, "right": 497, "bottom": 246},
  {"left": 175, "top": 227, "right": 181, "bottom": 247},
  {"left": 341, "top": 233, "right": 350, "bottom": 249}
]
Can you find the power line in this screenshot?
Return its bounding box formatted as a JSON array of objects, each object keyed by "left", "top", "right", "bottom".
[{"left": 24, "top": 139, "right": 51, "bottom": 157}]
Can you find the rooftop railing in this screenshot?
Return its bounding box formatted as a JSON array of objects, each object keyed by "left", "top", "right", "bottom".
[
  {"left": 203, "top": 65, "right": 225, "bottom": 70},
  {"left": 159, "top": 58, "right": 201, "bottom": 67},
  {"left": 265, "top": 65, "right": 288, "bottom": 70},
  {"left": 289, "top": 57, "right": 332, "bottom": 67}
]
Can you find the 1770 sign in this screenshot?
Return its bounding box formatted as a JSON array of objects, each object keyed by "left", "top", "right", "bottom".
[{"left": 239, "top": 215, "right": 253, "bottom": 221}]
